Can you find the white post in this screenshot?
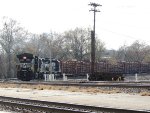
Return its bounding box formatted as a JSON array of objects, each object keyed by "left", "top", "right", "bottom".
[
  {"left": 52, "top": 74, "right": 54, "bottom": 81},
  {"left": 48, "top": 74, "right": 51, "bottom": 81},
  {"left": 46, "top": 74, "right": 49, "bottom": 81},
  {"left": 87, "top": 74, "right": 89, "bottom": 81},
  {"left": 63, "top": 73, "right": 67, "bottom": 81},
  {"left": 48, "top": 74, "right": 54, "bottom": 81},
  {"left": 135, "top": 73, "right": 138, "bottom": 82},
  {"left": 44, "top": 74, "right": 47, "bottom": 81},
  {"left": 63, "top": 73, "right": 65, "bottom": 81}
]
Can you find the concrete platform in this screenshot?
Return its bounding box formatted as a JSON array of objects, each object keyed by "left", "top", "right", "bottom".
[{"left": 0, "top": 88, "right": 149, "bottom": 111}]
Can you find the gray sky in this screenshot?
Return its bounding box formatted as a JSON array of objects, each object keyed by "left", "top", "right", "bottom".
[{"left": 0, "top": 0, "right": 150, "bottom": 50}]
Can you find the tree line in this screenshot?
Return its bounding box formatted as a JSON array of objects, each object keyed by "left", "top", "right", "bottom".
[{"left": 0, "top": 17, "right": 150, "bottom": 79}]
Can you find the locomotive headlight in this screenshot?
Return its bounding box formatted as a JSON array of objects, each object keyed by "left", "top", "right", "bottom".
[{"left": 23, "top": 56, "right": 27, "bottom": 59}]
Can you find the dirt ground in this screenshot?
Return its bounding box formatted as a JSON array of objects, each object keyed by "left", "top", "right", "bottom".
[{"left": 0, "top": 87, "right": 149, "bottom": 112}]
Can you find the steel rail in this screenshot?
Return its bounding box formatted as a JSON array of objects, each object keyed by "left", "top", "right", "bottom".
[
  {"left": 0, "top": 101, "right": 89, "bottom": 113},
  {"left": 0, "top": 96, "right": 149, "bottom": 113}
]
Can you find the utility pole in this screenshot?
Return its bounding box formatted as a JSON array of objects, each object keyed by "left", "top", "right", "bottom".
[{"left": 89, "top": 2, "right": 102, "bottom": 80}]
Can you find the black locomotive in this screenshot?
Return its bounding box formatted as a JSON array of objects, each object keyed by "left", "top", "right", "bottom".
[{"left": 16, "top": 53, "right": 61, "bottom": 81}]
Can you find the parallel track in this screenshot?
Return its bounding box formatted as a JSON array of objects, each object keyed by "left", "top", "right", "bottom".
[{"left": 0, "top": 96, "right": 149, "bottom": 113}]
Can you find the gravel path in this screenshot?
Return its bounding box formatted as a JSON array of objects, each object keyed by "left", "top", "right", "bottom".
[{"left": 0, "top": 88, "right": 149, "bottom": 111}]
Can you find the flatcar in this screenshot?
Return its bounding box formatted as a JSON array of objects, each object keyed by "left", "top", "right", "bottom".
[{"left": 60, "top": 61, "right": 150, "bottom": 81}]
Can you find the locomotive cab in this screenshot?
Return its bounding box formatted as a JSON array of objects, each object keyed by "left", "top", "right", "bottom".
[
  {"left": 38, "top": 58, "right": 61, "bottom": 79},
  {"left": 16, "top": 53, "right": 34, "bottom": 81}
]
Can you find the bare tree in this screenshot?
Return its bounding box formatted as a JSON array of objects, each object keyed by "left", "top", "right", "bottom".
[
  {"left": 22, "top": 27, "right": 105, "bottom": 62},
  {"left": 95, "top": 39, "right": 105, "bottom": 61},
  {"left": 116, "top": 40, "right": 150, "bottom": 62},
  {"left": 25, "top": 32, "right": 64, "bottom": 60},
  {"left": 63, "top": 27, "right": 105, "bottom": 61},
  {"left": 63, "top": 28, "right": 91, "bottom": 60},
  {"left": 0, "top": 17, "right": 27, "bottom": 78}
]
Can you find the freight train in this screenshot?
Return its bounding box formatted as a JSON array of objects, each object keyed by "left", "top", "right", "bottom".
[{"left": 16, "top": 53, "right": 150, "bottom": 81}]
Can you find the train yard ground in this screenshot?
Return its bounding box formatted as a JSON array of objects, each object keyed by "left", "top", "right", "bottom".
[{"left": 0, "top": 81, "right": 150, "bottom": 112}]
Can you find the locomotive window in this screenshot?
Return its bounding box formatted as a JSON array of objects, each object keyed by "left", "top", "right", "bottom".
[
  {"left": 31, "top": 59, "right": 34, "bottom": 64},
  {"left": 19, "top": 58, "right": 32, "bottom": 63},
  {"left": 45, "top": 61, "right": 50, "bottom": 64},
  {"left": 52, "top": 62, "right": 55, "bottom": 66},
  {"left": 20, "top": 63, "right": 32, "bottom": 68},
  {"left": 42, "top": 60, "right": 50, "bottom": 64}
]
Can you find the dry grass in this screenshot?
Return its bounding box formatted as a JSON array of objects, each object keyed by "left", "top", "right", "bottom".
[
  {"left": 0, "top": 83, "right": 121, "bottom": 94},
  {"left": 140, "top": 92, "right": 150, "bottom": 96},
  {"left": 1, "top": 83, "right": 149, "bottom": 95}
]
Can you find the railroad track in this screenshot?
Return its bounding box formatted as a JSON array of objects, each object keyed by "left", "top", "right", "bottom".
[{"left": 0, "top": 96, "right": 149, "bottom": 113}]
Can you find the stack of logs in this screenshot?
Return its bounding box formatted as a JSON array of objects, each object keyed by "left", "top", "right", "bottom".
[{"left": 60, "top": 61, "right": 150, "bottom": 75}]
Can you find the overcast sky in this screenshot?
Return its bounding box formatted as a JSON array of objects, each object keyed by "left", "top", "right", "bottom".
[{"left": 0, "top": 0, "right": 150, "bottom": 50}]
